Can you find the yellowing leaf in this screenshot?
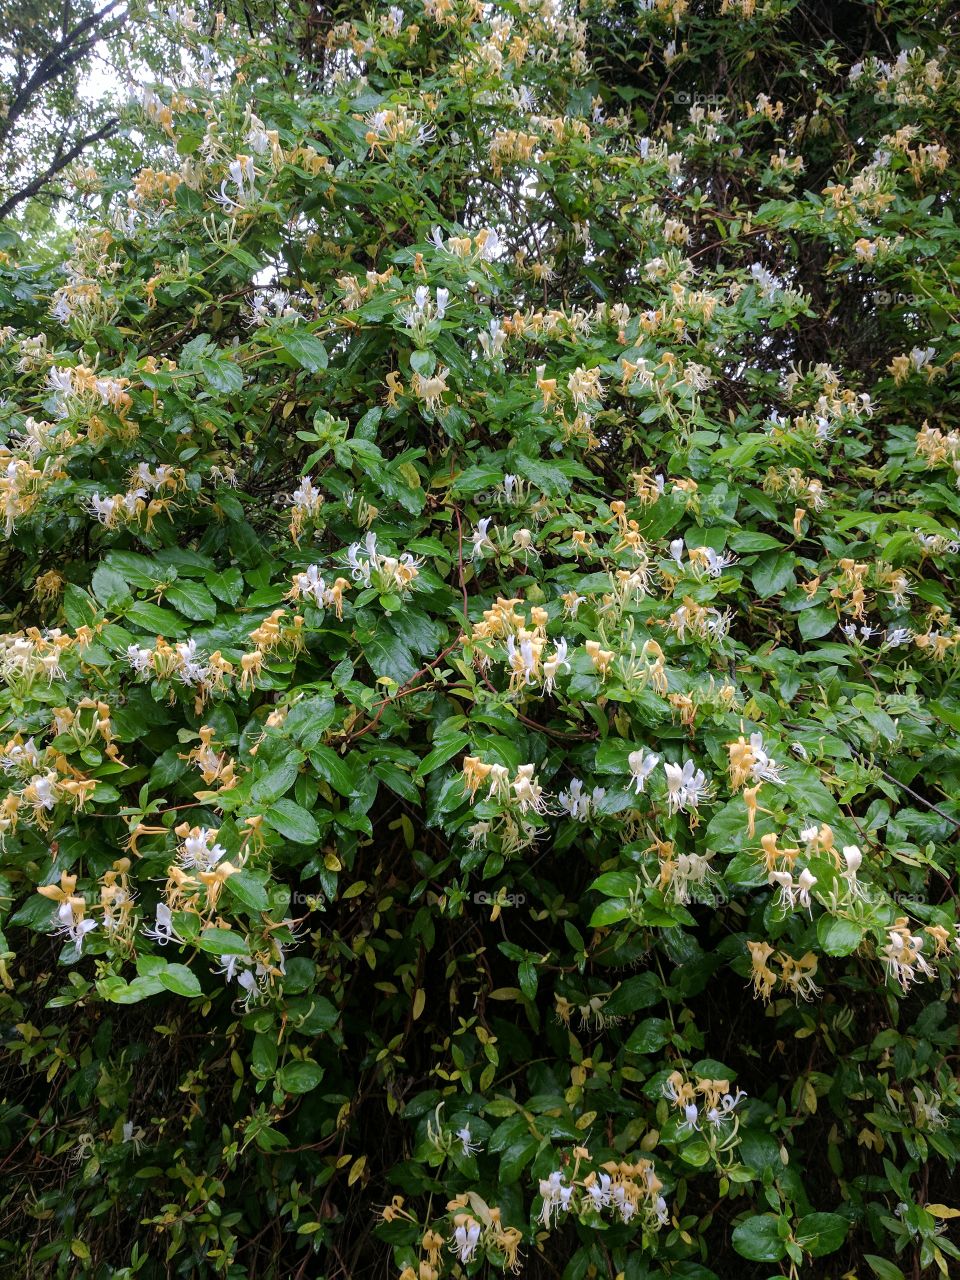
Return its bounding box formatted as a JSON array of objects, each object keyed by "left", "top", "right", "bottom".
[{"left": 927, "top": 1204, "right": 960, "bottom": 1219}]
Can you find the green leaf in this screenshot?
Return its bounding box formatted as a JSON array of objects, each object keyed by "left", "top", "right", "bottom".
[
  {"left": 798, "top": 606, "right": 836, "bottom": 640},
  {"left": 165, "top": 581, "right": 217, "bottom": 621},
  {"left": 588, "top": 899, "right": 631, "bottom": 926},
  {"left": 499, "top": 1137, "right": 538, "bottom": 1184},
  {"left": 409, "top": 349, "right": 436, "bottom": 377},
  {"left": 365, "top": 631, "right": 418, "bottom": 685},
  {"left": 196, "top": 928, "right": 249, "bottom": 956},
  {"left": 728, "top": 531, "right": 784, "bottom": 552},
  {"left": 589, "top": 871, "right": 639, "bottom": 897},
  {"left": 159, "top": 964, "right": 203, "bottom": 998},
  {"left": 752, "top": 551, "right": 796, "bottom": 598},
  {"left": 251, "top": 758, "right": 302, "bottom": 804},
  {"left": 795, "top": 1212, "right": 848, "bottom": 1257},
  {"left": 309, "top": 746, "right": 357, "bottom": 795},
  {"left": 864, "top": 1257, "right": 906, "bottom": 1280},
  {"left": 104, "top": 975, "right": 166, "bottom": 1004},
  {"left": 285, "top": 995, "right": 338, "bottom": 1034},
  {"left": 266, "top": 798, "right": 321, "bottom": 844},
  {"left": 604, "top": 972, "right": 662, "bottom": 1016},
  {"left": 208, "top": 567, "right": 245, "bottom": 605},
  {"left": 416, "top": 733, "right": 470, "bottom": 777},
  {"left": 276, "top": 1060, "right": 325, "bottom": 1094},
  {"left": 817, "top": 915, "right": 863, "bottom": 957},
  {"left": 125, "top": 601, "right": 184, "bottom": 634},
  {"left": 731, "top": 1214, "right": 788, "bottom": 1262},
  {"left": 91, "top": 564, "right": 131, "bottom": 609},
  {"left": 62, "top": 584, "right": 98, "bottom": 629},
  {"left": 225, "top": 871, "right": 270, "bottom": 913},
  {"left": 624, "top": 1017, "right": 671, "bottom": 1054},
  {"left": 278, "top": 327, "right": 329, "bottom": 372},
  {"left": 198, "top": 353, "right": 245, "bottom": 394}
]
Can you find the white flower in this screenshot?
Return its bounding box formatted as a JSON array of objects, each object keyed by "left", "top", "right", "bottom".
[
  {"left": 750, "top": 262, "right": 778, "bottom": 300},
  {"left": 292, "top": 476, "right": 322, "bottom": 511},
  {"left": 512, "top": 528, "right": 538, "bottom": 561},
  {"left": 478, "top": 317, "right": 506, "bottom": 359},
  {"left": 748, "top": 732, "right": 785, "bottom": 784},
  {"left": 452, "top": 1220, "right": 481, "bottom": 1263},
  {"left": 142, "top": 903, "right": 181, "bottom": 946},
  {"left": 0, "top": 737, "right": 39, "bottom": 773},
  {"left": 52, "top": 898, "right": 97, "bottom": 949},
  {"left": 476, "top": 227, "right": 501, "bottom": 260},
  {"left": 470, "top": 517, "right": 496, "bottom": 559},
  {"left": 677, "top": 1102, "right": 700, "bottom": 1135},
  {"left": 175, "top": 640, "right": 207, "bottom": 685},
  {"left": 628, "top": 749, "right": 659, "bottom": 793},
  {"left": 539, "top": 1171, "right": 573, "bottom": 1227},
  {"left": 90, "top": 493, "right": 117, "bottom": 524},
  {"left": 511, "top": 764, "right": 549, "bottom": 814},
  {"left": 48, "top": 366, "right": 74, "bottom": 396},
  {"left": 798, "top": 870, "right": 816, "bottom": 911},
  {"left": 910, "top": 346, "right": 935, "bottom": 370},
  {"left": 585, "top": 1172, "right": 612, "bottom": 1210},
  {"left": 724, "top": 1088, "right": 747, "bottom": 1113},
  {"left": 127, "top": 644, "right": 153, "bottom": 674},
  {"left": 293, "top": 565, "right": 326, "bottom": 605},
  {"left": 841, "top": 845, "right": 867, "bottom": 900},
  {"left": 558, "top": 778, "right": 604, "bottom": 822},
  {"left": 455, "top": 1125, "right": 481, "bottom": 1156},
  {"left": 179, "top": 827, "right": 227, "bottom": 871},
  {"left": 663, "top": 759, "right": 711, "bottom": 816},
  {"left": 770, "top": 868, "right": 817, "bottom": 913},
  {"left": 704, "top": 547, "right": 738, "bottom": 577},
  {"left": 542, "top": 638, "right": 569, "bottom": 693},
  {"left": 505, "top": 634, "right": 536, "bottom": 686},
  {"left": 31, "top": 773, "right": 57, "bottom": 810}
]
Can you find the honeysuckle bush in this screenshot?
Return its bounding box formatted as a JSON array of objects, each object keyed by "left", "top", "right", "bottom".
[{"left": 1, "top": 0, "right": 960, "bottom": 1275}]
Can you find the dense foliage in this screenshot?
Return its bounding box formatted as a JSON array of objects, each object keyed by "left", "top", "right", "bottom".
[{"left": 1, "top": 0, "right": 960, "bottom": 1276}]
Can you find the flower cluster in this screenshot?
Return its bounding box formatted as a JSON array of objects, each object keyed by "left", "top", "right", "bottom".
[{"left": 538, "top": 1151, "right": 669, "bottom": 1234}]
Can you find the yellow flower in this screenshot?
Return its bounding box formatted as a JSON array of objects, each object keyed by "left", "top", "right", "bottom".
[{"left": 585, "top": 639, "right": 614, "bottom": 679}]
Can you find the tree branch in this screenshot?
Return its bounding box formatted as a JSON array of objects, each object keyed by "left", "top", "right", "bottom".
[
  {"left": 0, "top": 116, "right": 118, "bottom": 221},
  {"left": 0, "top": 0, "right": 126, "bottom": 142}
]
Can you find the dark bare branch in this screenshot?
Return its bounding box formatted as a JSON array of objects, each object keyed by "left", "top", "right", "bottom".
[{"left": 0, "top": 116, "right": 118, "bottom": 220}]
